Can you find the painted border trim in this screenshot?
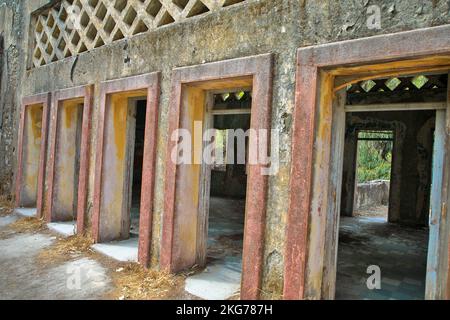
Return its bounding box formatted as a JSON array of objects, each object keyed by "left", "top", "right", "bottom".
[
  {"left": 45, "top": 85, "right": 94, "bottom": 234},
  {"left": 284, "top": 25, "right": 450, "bottom": 300},
  {"left": 92, "top": 72, "right": 160, "bottom": 267},
  {"left": 15, "top": 92, "right": 51, "bottom": 218},
  {"left": 161, "top": 53, "right": 273, "bottom": 300}
]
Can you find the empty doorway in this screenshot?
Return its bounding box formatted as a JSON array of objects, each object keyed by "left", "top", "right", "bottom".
[
  {"left": 353, "top": 130, "right": 393, "bottom": 221},
  {"left": 92, "top": 73, "right": 159, "bottom": 266},
  {"left": 333, "top": 74, "right": 448, "bottom": 300},
  {"left": 92, "top": 92, "right": 147, "bottom": 262},
  {"left": 15, "top": 93, "right": 50, "bottom": 218},
  {"left": 48, "top": 98, "right": 83, "bottom": 235},
  {"left": 185, "top": 90, "right": 251, "bottom": 300},
  {"left": 161, "top": 54, "right": 273, "bottom": 300},
  {"left": 45, "top": 86, "right": 93, "bottom": 236},
  {"left": 19, "top": 104, "right": 44, "bottom": 209}
]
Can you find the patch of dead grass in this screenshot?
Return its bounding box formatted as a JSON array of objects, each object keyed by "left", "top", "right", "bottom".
[
  {"left": 10, "top": 217, "right": 47, "bottom": 233},
  {"left": 0, "top": 195, "right": 14, "bottom": 216},
  {"left": 110, "top": 263, "right": 184, "bottom": 300},
  {"left": 37, "top": 233, "right": 94, "bottom": 266}
]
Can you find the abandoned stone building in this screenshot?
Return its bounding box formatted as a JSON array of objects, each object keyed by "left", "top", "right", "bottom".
[{"left": 0, "top": 0, "right": 449, "bottom": 300}]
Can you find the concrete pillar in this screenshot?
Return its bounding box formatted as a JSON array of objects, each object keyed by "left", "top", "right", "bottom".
[{"left": 340, "top": 128, "right": 358, "bottom": 217}]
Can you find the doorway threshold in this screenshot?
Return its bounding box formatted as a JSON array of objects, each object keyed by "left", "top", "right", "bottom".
[
  {"left": 14, "top": 208, "right": 37, "bottom": 218},
  {"left": 185, "top": 256, "right": 242, "bottom": 300},
  {"left": 92, "top": 236, "right": 138, "bottom": 262},
  {"left": 47, "top": 221, "right": 77, "bottom": 237}
]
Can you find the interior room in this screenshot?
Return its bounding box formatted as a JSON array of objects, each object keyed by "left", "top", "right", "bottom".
[{"left": 334, "top": 73, "right": 448, "bottom": 300}]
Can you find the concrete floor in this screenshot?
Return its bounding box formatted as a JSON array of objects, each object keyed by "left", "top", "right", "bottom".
[
  {"left": 185, "top": 197, "right": 245, "bottom": 300},
  {"left": 91, "top": 236, "right": 139, "bottom": 262},
  {"left": 47, "top": 221, "right": 77, "bottom": 237},
  {"left": 335, "top": 216, "right": 428, "bottom": 300},
  {"left": 0, "top": 214, "right": 112, "bottom": 300},
  {"left": 130, "top": 206, "right": 140, "bottom": 236},
  {"left": 15, "top": 208, "right": 37, "bottom": 218}
]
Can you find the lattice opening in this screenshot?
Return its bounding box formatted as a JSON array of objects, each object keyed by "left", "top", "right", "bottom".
[
  {"left": 95, "top": 2, "right": 107, "bottom": 21},
  {"left": 173, "top": 0, "right": 190, "bottom": 9},
  {"left": 223, "top": 0, "right": 246, "bottom": 6},
  {"left": 104, "top": 16, "right": 116, "bottom": 35},
  {"left": 186, "top": 1, "right": 210, "bottom": 17},
  {"left": 146, "top": 0, "right": 163, "bottom": 17},
  {"left": 71, "top": 31, "right": 81, "bottom": 46},
  {"left": 123, "top": 6, "right": 138, "bottom": 26},
  {"left": 113, "top": 29, "right": 125, "bottom": 41},
  {"left": 133, "top": 20, "right": 149, "bottom": 35},
  {"left": 80, "top": 11, "right": 90, "bottom": 28},
  {"left": 412, "top": 75, "right": 429, "bottom": 89},
  {"left": 58, "top": 38, "right": 66, "bottom": 51},
  {"left": 31, "top": 0, "right": 251, "bottom": 68},
  {"left": 346, "top": 74, "right": 448, "bottom": 105},
  {"left": 114, "top": 0, "right": 128, "bottom": 12},
  {"left": 158, "top": 11, "right": 175, "bottom": 27},
  {"left": 94, "top": 37, "right": 105, "bottom": 48},
  {"left": 86, "top": 24, "right": 98, "bottom": 41}
]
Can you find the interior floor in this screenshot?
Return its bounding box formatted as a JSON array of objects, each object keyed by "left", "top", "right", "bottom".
[
  {"left": 185, "top": 197, "right": 245, "bottom": 300},
  {"left": 207, "top": 197, "right": 245, "bottom": 265},
  {"left": 47, "top": 221, "right": 77, "bottom": 237},
  {"left": 129, "top": 100, "right": 146, "bottom": 237},
  {"left": 130, "top": 194, "right": 140, "bottom": 236},
  {"left": 353, "top": 205, "right": 388, "bottom": 219},
  {"left": 335, "top": 216, "right": 428, "bottom": 300},
  {"left": 91, "top": 236, "right": 139, "bottom": 262},
  {"left": 14, "top": 208, "right": 37, "bottom": 218}
]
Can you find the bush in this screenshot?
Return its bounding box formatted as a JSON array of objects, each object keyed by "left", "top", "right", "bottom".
[{"left": 356, "top": 132, "right": 393, "bottom": 183}]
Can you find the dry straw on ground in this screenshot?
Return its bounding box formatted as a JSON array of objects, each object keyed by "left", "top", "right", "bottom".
[
  {"left": 111, "top": 263, "right": 184, "bottom": 300},
  {"left": 10, "top": 217, "right": 47, "bottom": 233},
  {"left": 37, "top": 233, "right": 94, "bottom": 266},
  {"left": 0, "top": 195, "right": 14, "bottom": 216}
]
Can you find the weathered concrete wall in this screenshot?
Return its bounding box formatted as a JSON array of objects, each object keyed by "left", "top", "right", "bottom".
[
  {"left": 0, "top": 0, "right": 50, "bottom": 196},
  {"left": 354, "top": 180, "right": 390, "bottom": 210},
  {"left": 1, "top": 0, "right": 449, "bottom": 298}
]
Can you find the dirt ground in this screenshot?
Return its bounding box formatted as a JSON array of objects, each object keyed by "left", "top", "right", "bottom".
[{"left": 0, "top": 210, "right": 192, "bottom": 300}]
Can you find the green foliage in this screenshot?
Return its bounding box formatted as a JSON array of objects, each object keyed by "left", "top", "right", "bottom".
[{"left": 356, "top": 131, "right": 393, "bottom": 183}]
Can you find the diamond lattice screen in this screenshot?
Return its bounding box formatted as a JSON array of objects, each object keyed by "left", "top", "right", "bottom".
[{"left": 31, "top": 0, "right": 246, "bottom": 68}]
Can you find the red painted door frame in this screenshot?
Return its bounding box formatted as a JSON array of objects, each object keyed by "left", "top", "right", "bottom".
[
  {"left": 160, "top": 54, "right": 273, "bottom": 300},
  {"left": 92, "top": 72, "right": 160, "bottom": 267},
  {"left": 45, "top": 85, "right": 93, "bottom": 234},
  {"left": 15, "top": 92, "right": 51, "bottom": 218},
  {"left": 284, "top": 25, "right": 450, "bottom": 300}
]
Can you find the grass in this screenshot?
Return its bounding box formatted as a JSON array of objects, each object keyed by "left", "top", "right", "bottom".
[{"left": 110, "top": 263, "right": 184, "bottom": 300}]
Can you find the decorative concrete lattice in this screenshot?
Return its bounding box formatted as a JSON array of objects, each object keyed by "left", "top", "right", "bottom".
[
  {"left": 347, "top": 74, "right": 448, "bottom": 94},
  {"left": 31, "top": 0, "right": 246, "bottom": 68},
  {"left": 346, "top": 74, "right": 448, "bottom": 105}
]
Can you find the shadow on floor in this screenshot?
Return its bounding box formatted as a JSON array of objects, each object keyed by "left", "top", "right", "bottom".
[{"left": 336, "top": 216, "right": 428, "bottom": 300}]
